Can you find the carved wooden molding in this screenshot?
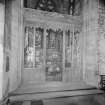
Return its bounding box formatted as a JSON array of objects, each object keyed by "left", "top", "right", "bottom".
[{"left": 24, "top": 8, "right": 82, "bottom": 26}]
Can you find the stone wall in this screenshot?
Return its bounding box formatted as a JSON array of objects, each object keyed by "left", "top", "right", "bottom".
[
  {"left": 82, "top": 0, "right": 99, "bottom": 86},
  {"left": 0, "top": 0, "right": 5, "bottom": 99},
  {"left": 8, "top": 0, "right": 23, "bottom": 92},
  {"left": 2, "top": 0, "right": 23, "bottom": 95},
  {"left": 3, "top": 0, "right": 12, "bottom": 98},
  {"left": 98, "top": 1, "right": 105, "bottom": 75}
]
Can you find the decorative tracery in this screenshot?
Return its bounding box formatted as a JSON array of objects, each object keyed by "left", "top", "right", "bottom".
[{"left": 46, "top": 29, "right": 63, "bottom": 81}]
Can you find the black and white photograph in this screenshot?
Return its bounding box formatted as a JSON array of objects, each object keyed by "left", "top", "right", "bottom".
[{"left": 0, "top": 0, "right": 105, "bottom": 105}]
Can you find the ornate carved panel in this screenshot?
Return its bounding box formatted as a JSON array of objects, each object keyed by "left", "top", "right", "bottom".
[
  {"left": 24, "top": 26, "right": 34, "bottom": 68},
  {"left": 46, "top": 29, "right": 63, "bottom": 81},
  {"left": 35, "top": 28, "right": 44, "bottom": 68},
  {"left": 23, "top": 8, "right": 82, "bottom": 83},
  {"left": 65, "top": 30, "right": 73, "bottom": 68},
  {"left": 24, "top": 26, "right": 44, "bottom": 69}
]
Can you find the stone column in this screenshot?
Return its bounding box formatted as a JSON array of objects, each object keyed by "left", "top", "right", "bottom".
[
  {"left": 0, "top": 0, "right": 5, "bottom": 99},
  {"left": 82, "top": 0, "right": 99, "bottom": 86}
]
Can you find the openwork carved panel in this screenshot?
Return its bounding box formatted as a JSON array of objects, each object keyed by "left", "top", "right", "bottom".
[
  {"left": 35, "top": 28, "right": 44, "bottom": 68},
  {"left": 46, "top": 29, "right": 63, "bottom": 81},
  {"left": 24, "top": 26, "right": 44, "bottom": 69},
  {"left": 65, "top": 30, "right": 73, "bottom": 68},
  {"left": 23, "top": 8, "right": 82, "bottom": 82},
  {"left": 24, "top": 26, "right": 34, "bottom": 68},
  {"left": 24, "top": 23, "right": 81, "bottom": 82}
]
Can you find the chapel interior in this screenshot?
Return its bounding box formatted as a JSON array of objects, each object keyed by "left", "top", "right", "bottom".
[{"left": 1, "top": 0, "right": 105, "bottom": 105}]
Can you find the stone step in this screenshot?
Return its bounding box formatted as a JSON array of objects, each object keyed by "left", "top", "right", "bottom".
[
  {"left": 9, "top": 89, "right": 103, "bottom": 102},
  {"left": 9, "top": 93, "right": 105, "bottom": 105},
  {"left": 10, "top": 81, "right": 97, "bottom": 94}
]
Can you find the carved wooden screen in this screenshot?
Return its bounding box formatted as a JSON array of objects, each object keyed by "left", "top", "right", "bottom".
[
  {"left": 24, "top": 26, "right": 34, "bottom": 68},
  {"left": 65, "top": 30, "right": 73, "bottom": 68},
  {"left": 24, "top": 25, "right": 81, "bottom": 82},
  {"left": 46, "top": 29, "right": 63, "bottom": 81},
  {"left": 23, "top": 14, "right": 81, "bottom": 83},
  {"left": 24, "top": 26, "right": 44, "bottom": 69},
  {"left": 24, "top": 25, "right": 64, "bottom": 81},
  {"left": 35, "top": 27, "right": 44, "bottom": 68}
]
